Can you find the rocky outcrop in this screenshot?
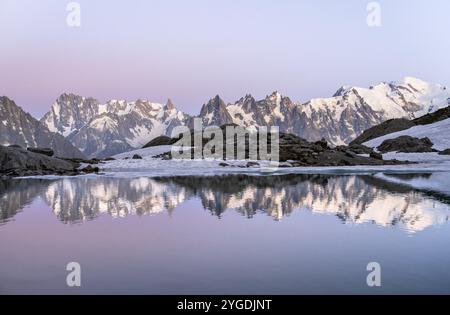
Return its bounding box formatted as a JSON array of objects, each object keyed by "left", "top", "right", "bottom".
[
  {"left": 377, "top": 136, "right": 436, "bottom": 153},
  {"left": 350, "top": 119, "right": 416, "bottom": 145},
  {"left": 352, "top": 105, "right": 450, "bottom": 145},
  {"left": 0, "top": 145, "right": 80, "bottom": 177},
  {"left": 152, "top": 126, "right": 408, "bottom": 167},
  {"left": 0, "top": 96, "right": 86, "bottom": 158},
  {"left": 413, "top": 105, "right": 450, "bottom": 125},
  {"left": 27, "top": 147, "right": 54, "bottom": 157},
  {"left": 439, "top": 149, "right": 450, "bottom": 155},
  {"left": 370, "top": 151, "right": 383, "bottom": 160},
  {"left": 143, "top": 135, "right": 178, "bottom": 148},
  {"left": 347, "top": 143, "right": 373, "bottom": 154}
]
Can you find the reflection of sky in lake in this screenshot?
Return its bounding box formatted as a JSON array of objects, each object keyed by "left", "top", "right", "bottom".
[{"left": 1, "top": 174, "right": 449, "bottom": 233}]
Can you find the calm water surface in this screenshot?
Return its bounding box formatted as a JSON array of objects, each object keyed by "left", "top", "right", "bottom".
[{"left": 1, "top": 173, "right": 450, "bottom": 294}]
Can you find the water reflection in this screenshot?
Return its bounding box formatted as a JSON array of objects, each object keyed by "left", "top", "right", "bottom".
[{"left": 1, "top": 174, "right": 449, "bottom": 232}]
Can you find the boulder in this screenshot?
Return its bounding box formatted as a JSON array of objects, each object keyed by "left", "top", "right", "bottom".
[
  {"left": 313, "top": 138, "right": 329, "bottom": 150},
  {"left": 81, "top": 165, "right": 99, "bottom": 173},
  {"left": 348, "top": 143, "right": 373, "bottom": 154},
  {"left": 377, "top": 136, "right": 436, "bottom": 153},
  {"left": 27, "top": 147, "right": 54, "bottom": 157},
  {"left": 370, "top": 151, "right": 383, "bottom": 160},
  {"left": 439, "top": 149, "right": 450, "bottom": 155},
  {"left": 132, "top": 154, "right": 143, "bottom": 160}
]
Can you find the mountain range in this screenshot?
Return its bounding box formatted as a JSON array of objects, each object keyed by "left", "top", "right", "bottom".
[
  {"left": 0, "top": 96, "right": 84, "bottom": 158},
  {"left": 1, "top": 77, "right": 449, "bottom": 158},
  {"left": 41, "top": 94, "right": 188, "bottom": 158}
]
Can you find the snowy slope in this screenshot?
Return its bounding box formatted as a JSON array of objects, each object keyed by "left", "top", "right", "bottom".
[
  {"left": 296, "top": 77, "right": 450, "bottom": 145},
  {"left": 364, "top": 118, "right": 450, "bottom": 151}
]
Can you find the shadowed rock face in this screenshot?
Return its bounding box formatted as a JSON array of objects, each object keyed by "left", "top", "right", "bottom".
[
  {"left": 0, "top": 145, "right": 79, "bottom": 177},
  {"left": 1, "top": 173, "right": 449, "bottom": 232},
  {"left": 0, "top": 96, "right": 85, "bottom": 159},
  {"left": 351, "top": 105, "right": 450, "bottom": 146}
]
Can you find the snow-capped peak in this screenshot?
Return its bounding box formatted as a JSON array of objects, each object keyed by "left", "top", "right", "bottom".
[
  {"left": 41, "top": 94, "right": 190, "bottom": 158},
  {"left": 395, "top": 76, "right": 438, "bottom": 92},
  {"left": 40, "top": 77, "right": 450, "bottom": 157}
]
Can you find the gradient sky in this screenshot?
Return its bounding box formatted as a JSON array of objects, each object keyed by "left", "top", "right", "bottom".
[{"left": 0, "top": 0, "right": 449, "bottom": 117}]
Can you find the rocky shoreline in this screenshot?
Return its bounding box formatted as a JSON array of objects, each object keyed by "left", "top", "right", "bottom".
[
  {"left": 0, "top": 145, "right": 106, "bottom": 178},
  {"left": 1, "top": 128, "right": 418, "bottom": 179}
]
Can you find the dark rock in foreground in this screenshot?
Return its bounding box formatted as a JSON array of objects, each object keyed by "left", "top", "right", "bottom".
[
  {"left": 439, "top": 149, "right": 450, "bottom": 155},
  {"left": 80, "top": 165, "right": 99, "bottom": 173},
  {"left": 0, "top": 145, "right": 80, "bottom": 178},
  {"left": 347, "top": 143, "right": 373, "bottom": 154},
  {"left": 151, "top": 128, "right": 410, "bottom": 167},
  {"left": 377, "top": 136, "right": 436, "bottom": 153},
  {"left": 61, "top": 157, "right": 100, "bottom": 165},
  {"left": 27, "top": 147, "right": 54, "bottom": 157},
  {"left": 370, "top": 151, "right": 383, "bottom": 160}
]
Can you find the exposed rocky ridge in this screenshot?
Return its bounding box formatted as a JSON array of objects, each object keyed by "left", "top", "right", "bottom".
[
  {"left": 352, "top": 105, "right": 450, "bottom": 145},
  {"left": 350, "top": 119, "right": 416, "bottom": 145},
  {"left": 143, "top": 135, "right": 179, "bottom": 148},
  {"left": 0, "top": 145, "right": 81, "bottom": 177},
  {"left": 413, "top": 105, "right": 450, "bottom": 125},
  {"left": 152, "top": 125, "right": 408, "bottom": 167},
  {"left": 0, "top": 96, "right": 85, "bottom": 158}
]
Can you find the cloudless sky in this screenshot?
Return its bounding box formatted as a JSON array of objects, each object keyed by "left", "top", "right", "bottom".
[{"left": 0, "top": 0, "right": 449, "bottom": 117}]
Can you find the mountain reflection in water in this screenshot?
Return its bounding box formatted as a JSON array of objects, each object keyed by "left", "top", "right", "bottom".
[{"left": 1, "top": 173, "right": 449, "bottom": 232}]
